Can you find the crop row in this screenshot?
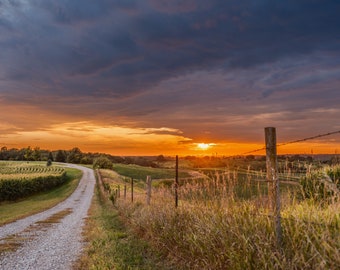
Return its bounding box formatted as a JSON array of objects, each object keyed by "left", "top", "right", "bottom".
[
  {"left": 0, "top": 167, "right": 67, "bottom": 201},
  {"left": 0, "top": 166, "right": 64, "bottom": 175}
]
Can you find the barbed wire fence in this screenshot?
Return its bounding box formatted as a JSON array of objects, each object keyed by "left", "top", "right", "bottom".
[
  {"left": 195, "top": 128, "right": 340, "bottom": 192},
  {"left": 162, "top": 127, "right": 340, "bottom": 247},
  {"left": 228, "top": 127, "right": 340, "bottom": 247},
  {"left": 238, "top": 129, "right": 340, "bottom": 156}
]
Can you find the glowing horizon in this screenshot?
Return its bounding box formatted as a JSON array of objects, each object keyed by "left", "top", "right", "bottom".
[{"left": 1, "top": 121, "right": 339, "bottom": 157}]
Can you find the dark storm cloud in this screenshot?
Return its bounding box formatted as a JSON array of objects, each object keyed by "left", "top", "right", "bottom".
[
  {"left": 1, "top": 0, "right": 339, "bottom": 98},
  {"left": 34, "top": 0, "right": 111, "bottom": 24},
  {"left": 0, "top": 0, "right": 340, "bottom": 146}
]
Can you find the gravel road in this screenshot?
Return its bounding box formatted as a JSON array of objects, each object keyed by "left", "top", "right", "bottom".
[{"left": 0, "top": 164, "right": 96, "bottom": 270}]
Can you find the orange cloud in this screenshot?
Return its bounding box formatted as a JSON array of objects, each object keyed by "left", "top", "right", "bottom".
[
  {"left": 0, "top": 121, "right": 193, "bottom": 155},
  {"left": 1, "top": 119, "right": 338, "bottom": 157}
]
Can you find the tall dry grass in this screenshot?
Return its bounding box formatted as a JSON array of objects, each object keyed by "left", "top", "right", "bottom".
[{"left": 113, "top": 166, "right": 340, "bottom": 270}]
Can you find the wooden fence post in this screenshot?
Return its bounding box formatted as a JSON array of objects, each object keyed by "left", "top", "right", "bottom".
[
  {"left": 131, "top": 178, "right": 134, "bottom": 203},
  {"left": 146, "top": 175, "right": 152, "bottom": 205},
  {"left": 265, "top": 127, "right": 282, "bottom": 247},
  {"left": 175, "top": 155, "right": 179, "bottom": 208},
  {"left": 118, "top": 185, "right": 120, "bottom": 198},
  {"left": 96, "top": 170, "right": 105, "bottom": 195},
  {"left": 124, "top": 184, "right": 127, "bottom": 200}
]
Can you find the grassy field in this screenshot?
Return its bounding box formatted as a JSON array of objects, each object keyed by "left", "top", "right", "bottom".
[
  {"left": 93, "top": 164, "right": 340, "bottom": 270},
  {"left": 0, "top": 166, "right": 82, "bottom": 225},
  {"left": 112, "top": 163, "right": 190, "bottom": 180}
]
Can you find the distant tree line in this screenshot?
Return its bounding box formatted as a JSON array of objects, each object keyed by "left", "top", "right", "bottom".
[
  {"left": 0, "top": 146, "right": 160, "bottom": 167},
  {"left": 0, "top": 146, "right": 338, "bottom": 169}
]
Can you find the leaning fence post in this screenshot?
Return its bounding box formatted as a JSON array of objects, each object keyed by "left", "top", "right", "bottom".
[
  {"left": 131, "top": 178, "right": 134, "bottom": 203},
  {"left": 146, "top": 175, "right": 152, "bottom": 205},
  {"left": 175, "top": 155, "right": 179, "bottom": 208},
  {"left": 265, "top": 127, "right": 282, "bottom": 247}
]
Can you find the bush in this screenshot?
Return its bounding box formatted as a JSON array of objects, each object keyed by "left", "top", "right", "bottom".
[
  {"left": 300, "top": 166, "right": 339, "bottom": 202},
  {"left": 93, "top": 156, "right": 113, "bottom": 169}
]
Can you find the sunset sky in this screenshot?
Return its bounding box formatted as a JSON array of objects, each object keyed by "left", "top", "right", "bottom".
[{"left": 0, "top": 0, "right": 340, "bottom": 156}]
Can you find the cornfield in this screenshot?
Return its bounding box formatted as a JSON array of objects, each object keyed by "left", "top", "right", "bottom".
[{"left": 0, "top": 162, "right": 67, "bottom": 201}]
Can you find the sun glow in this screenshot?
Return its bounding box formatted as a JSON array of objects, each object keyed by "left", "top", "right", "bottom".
[{"left": 197, "top": 143, "right": 211, "bottom": 150}]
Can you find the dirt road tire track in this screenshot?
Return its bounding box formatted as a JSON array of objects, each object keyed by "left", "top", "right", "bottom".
[{"left": 0, "top": 164, "right": 95, "bottom": 270}]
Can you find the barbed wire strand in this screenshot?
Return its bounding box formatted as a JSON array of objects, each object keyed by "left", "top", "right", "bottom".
[
  {"left": 278, "top": 130, "right": 340, "bottom": 147},
  {"left": 238, "top": 129, "right": 340, "bottom": 156}
]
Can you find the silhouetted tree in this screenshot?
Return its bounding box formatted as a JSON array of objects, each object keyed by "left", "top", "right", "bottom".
[
  {"left": 66, "top": 147, "right": 83, "bottom": 164},
  {"left": 156, "top": 155, "right": 166, "bottom": 162},
  {"left": 32, "top": 147, "right": 41, "bottom": 161},
  {"left": 24, "top": 146, "right": 33, "bottom": 161},
  {"left": 48, "top": 151, "right": 54, "bottom": 161},
  {"left": 55, "top": 150, "right": 66, "bottom": 162},
  {"left": 80, "top": 156, "right": 93, "bottom": 164},
  {"left": 0, "top": 146, "right": 8, "bottom": 160}
]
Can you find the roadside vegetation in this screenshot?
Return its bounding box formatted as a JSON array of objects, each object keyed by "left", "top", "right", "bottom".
[
  {"left": 76, "top": 169, "right": 174, "bottom": 270},
  {"left": 91, "top": 160, "right": 339, "bottom": 270}
]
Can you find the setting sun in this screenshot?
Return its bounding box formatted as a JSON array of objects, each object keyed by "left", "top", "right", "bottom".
[{"left": 197, "top": 143, "right": 211, "bottom": 150}]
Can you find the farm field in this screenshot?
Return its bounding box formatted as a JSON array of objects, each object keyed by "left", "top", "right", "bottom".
[
  {"left": 112, "top": 163, "right": 190, "bottom": 180},
  {"left": 81, "top": 162, "right": 340, "bottom": 270},
  {"left": 0, "top": 161, "right": 67, "bottom": 201},
  {"left": 0, "top": 164, "right": 94, "bottom": 269},
  {"left": 0, "top": 161, "right": 82, "bottom": 225}
]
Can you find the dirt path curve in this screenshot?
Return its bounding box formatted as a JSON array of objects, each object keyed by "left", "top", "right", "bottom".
[{"left": 0, "top": 164, "right": 96, "bottom": 270}]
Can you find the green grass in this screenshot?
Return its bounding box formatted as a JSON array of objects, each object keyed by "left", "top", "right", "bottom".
[
  {"left": 112, "top": 163, "right": 189, "bottom": 181},
  {"left": 0, "top": 168, "right": 82, "bottom": 225}
]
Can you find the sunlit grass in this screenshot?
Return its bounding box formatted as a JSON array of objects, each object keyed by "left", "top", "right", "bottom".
[{"left": 106, "top": 164, "right": 340, "bottom": 269}]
